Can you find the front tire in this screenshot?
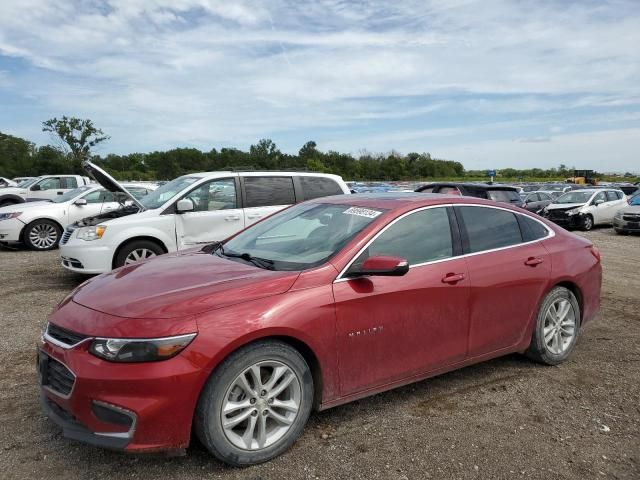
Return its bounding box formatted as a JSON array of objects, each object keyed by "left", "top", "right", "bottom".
[
  {"left": 581, "top": 214, "right": 594, "bottom": 231},
  {"left": 526, "top": 287, "right": 580, "bottom": 365},
  {"left": 23, "top": 219, "right": 62, "bottom": 250},
  {"left": 194, "top": 340, "right": 314, "bottom": 466},
  {"left": 114, "top": 239, "right": 164, "bottom": 268}
]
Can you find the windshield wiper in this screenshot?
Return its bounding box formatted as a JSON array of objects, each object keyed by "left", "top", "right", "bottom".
[{"left": 215, "top": 244, "right": 275, "bottom": 270}]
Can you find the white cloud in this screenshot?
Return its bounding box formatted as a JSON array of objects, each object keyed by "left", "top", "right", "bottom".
[{"left": 0, "top": 0, "right": 639, "bottom": 170}]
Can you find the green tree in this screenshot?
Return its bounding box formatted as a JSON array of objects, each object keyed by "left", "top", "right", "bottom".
[{"left": 42, "top": 116, "right": 110, "bottom": 172}]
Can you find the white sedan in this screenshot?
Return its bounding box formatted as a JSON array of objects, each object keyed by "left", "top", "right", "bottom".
[{"left": 0, "top": 183, "right": 155, "bottom": 250}]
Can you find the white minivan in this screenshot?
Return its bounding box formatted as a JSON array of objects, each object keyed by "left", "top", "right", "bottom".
[{"left": 59, "top": 162, "right": 350, "bottom": 273}]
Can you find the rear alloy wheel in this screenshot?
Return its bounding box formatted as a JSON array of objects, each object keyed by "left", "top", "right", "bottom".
[
  {"left": 527, "top": 286, "right": 580, "bottom": 365},
  {"left": 195, "top": 341, "right": 313, "bottom": 466},
  {"left": 23, "top": 219, "right": 62, "bottom": 251},
  {"left": 581, "top": 215, "right": 594, "bottom": 231},
  {"left": 114, "top": 240, "right": 164, "bottom": 268}
]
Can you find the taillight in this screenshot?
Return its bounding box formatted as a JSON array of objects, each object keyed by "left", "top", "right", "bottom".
[{"left": 589, "top": 245, "right": 601, "bottom": 262}]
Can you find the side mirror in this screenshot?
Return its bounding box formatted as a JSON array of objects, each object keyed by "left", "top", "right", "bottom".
[
  {"left": 176, "top": 198, "right": 194, "bottom": 213},
  {"left": 349, "top": 255, "right": 409, "bottom": 277},
  {"left": 74, "top": 198, "right": 87, "bottom": 206},
  {"left": 594, "top": 199, "right": 604, "bottom": 206},
  {"left": 31, "top": 184, "right": 42, "bottom": 191}
]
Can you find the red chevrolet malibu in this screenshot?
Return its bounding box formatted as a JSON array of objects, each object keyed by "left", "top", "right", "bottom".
[{"left": 39, "top": 194, "right": 601, "bottom": 465}]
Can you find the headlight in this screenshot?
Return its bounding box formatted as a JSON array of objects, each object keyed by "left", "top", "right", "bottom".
[
  {"left": 566, "top": 208, "right": 582, "bottom": 216},
  {"left": 76, "top": 225, "right": 107, "bottom": 241},
  {"left": 0, "top": 212, "right": 22, "bottom": 220},
  {"left": 89, "top": 333, "right": 197, "bottom": 362}
]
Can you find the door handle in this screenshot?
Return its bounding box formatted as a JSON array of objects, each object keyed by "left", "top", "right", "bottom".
[
  {"left": 247, "top": 214, "right": 262, "bottom": 219},
  {"left": 524, "top": 257, "right": 544, "bottom": 266},
  {"left": 224, "top": 215, "right": 240, "bottom": 221},
  {"left": 442, "top": 272, "right": 465, "bottom": 284}
]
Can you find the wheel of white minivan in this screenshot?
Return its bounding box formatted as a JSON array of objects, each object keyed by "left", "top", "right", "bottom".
[
  {"left": 194, "top": 340, "right": 314, "bottom": 466},
  {"left": 114, "top": 239, "right": 164, "bottom": 268},
  {"left": 23, "top": 219, "right": 62, "bottom": 251},
  {"left": 581, "top": 214, "right": 594, "bottom": 231},
  {"left": 526, "top": 286, "right": 580, "bottom": 365}
]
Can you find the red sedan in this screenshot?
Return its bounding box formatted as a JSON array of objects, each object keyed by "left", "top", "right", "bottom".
[{"left": 39, "top": 194, "right": 601, "bottom": 465}]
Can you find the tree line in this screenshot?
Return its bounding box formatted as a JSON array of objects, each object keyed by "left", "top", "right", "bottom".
[{"left": 1, "top": 118, "right": 630, "bottom": 182}]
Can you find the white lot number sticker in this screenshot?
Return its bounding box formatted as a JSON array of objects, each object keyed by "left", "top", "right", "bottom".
[{"left": 343, "top": 207, "right": 382, "bottom": 218}]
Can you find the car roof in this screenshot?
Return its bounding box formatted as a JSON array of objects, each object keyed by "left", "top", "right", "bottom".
[
  {"left": 185, "top": 171, "right": 343, "bottom": 180},
  {"left": 309, "top": 192, "right": 522, "bottom": 211},
  {"left": 418, "top": 182, "right": 518, "bottom": 191}
]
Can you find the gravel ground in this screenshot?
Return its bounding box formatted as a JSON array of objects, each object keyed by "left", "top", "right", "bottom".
[{"left": 1, "top": 228, "right": 638, "bottom": 480}]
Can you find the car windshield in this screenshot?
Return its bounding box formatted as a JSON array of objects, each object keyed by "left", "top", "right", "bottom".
[
  {"left": 546, "top": 185, "right": 566, "bottom": 191},
  {"left": 487, "top": 190, "right": 521, "bottom": 202},
  {"left": 138, "top": 176, "right": 200, "bottom": 210},
  {"left": 17, "top": 177, "right": 39, "bottom": 188},
  {"left": 521, "top": 185, "right": 539, "bottom": 192},
  {"left": 630, "top": 195, "right": 640, "bottom": 206},
  {"left": 220, "top": 202, "right": 385, "bottom": 271},
  {"left": 52, "top": 186, "right": 94, "bottom": 203},
  {"left": 554, "top": 191, "right": 593, "bottom": 204}
]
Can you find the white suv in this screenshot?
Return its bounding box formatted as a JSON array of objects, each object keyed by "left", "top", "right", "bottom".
[
  {"left": 543, "top": 188, "right": 628, "bottom": 230},
  {"left": 59, "top": 163, "right": 350, "bottom": 273}
]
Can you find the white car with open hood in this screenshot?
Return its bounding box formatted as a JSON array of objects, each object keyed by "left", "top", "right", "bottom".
[
  {"left": 0, "top": 183, "right": 156, "bottom": 250},
  {"left": 58, "top": 161, "right": 350, "bottom": 274}
]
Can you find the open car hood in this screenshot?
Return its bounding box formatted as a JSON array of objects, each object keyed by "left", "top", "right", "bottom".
[{"left": 81, "top": 160, "right": 145, "bottom": 211}]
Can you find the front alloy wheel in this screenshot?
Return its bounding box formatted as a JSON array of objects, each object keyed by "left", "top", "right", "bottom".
[
  {"left": 195, "top": 341, "right": 313, "bottom": 466},
  {"left": 24, "top": 219, "right": 62, "bottom": 250}
]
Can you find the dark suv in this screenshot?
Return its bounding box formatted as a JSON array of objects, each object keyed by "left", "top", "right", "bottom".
[{"left": 415, "top": 182, "right": 523, "bottom": 207}]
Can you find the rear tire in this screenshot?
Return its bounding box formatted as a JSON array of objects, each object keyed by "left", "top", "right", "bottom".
[
  {"left": 526, "top": 287, "right": 580, "bottom": 365},
  {"left": 581, "top": 215, "right": 594, "bottom": 231},
  {"left": 113, "top": 239, "right": 164, "bottom": 268},
  {"left": 23, "top": 219, "right": 62, "bottom": 251},
  {"left": 194, "top": 340, "right": 313, "bottom": 466}
]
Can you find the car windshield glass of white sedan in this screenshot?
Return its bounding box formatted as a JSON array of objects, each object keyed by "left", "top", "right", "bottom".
[
  {"left": 52, "top": 186, "right": 94, "bottom": 203},
  {"left": 220, "top": 203, "right": 385, "bottom": 271},
  {"left": 555, "top": 191, "right": 593, "bottom": 204},
  {"left": 138, "top": 176, "right": 200, "bottom": 210}
]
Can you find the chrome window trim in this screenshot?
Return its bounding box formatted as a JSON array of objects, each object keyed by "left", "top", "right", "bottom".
[{"left": 334, "top": 203, "right": 555, "bottom": 283}]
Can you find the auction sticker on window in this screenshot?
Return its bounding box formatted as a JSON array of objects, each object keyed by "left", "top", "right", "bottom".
[{"left": 342, "top": 207, "right": 383, "bottom": 218}]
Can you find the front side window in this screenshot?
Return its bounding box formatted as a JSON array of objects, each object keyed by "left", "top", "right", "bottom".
[
  {"left": 52, "top": 186, "right": 93, "bottom": 203},
  {"left": 221, "top": 203, "right": 383, "bottom": 271},
  {"left": 300, "top": 176, "right": 344, "bottom": 200},
  {"left": 593, "top": 192, "right": 606, "bottom": 204},
  {"left": 35, "top": 177, "right": 61, "bottom": 190},
  {"left": 351, "top": 207, "right": 453, "bottom": 268},
  {"left": 457, "top": 206, "right": 522, "bottom": 253},
  {"left": 244, "top": 177, "right": 295, "bottom": 208},
  {"left": 83, "top": 189, "right": 106, "bottom": 204},
  {"left": 184, "top": 178, "right": 237, "bottom": 212}
]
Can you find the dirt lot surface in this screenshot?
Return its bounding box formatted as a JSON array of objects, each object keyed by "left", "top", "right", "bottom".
[{"left": 1, "top": 228, "right": 638, "bottom": 480}]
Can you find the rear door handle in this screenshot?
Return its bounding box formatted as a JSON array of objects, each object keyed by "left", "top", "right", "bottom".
[
  {"left": 525, "top": 257, "right": 544, "bottom": 266},
  {"left": 442, "top": 272, "right": 465, "bottom": 284},
  {"left": 224, "top": 215, "right": 241, "bottom": 221}
]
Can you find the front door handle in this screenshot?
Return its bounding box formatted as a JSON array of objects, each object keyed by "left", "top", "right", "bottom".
[
  {"left": 442, "top": 272, "right": 465, "bottom": 284},
  {"left": 525, "top": 257, "right": 544, "bottom": 266},
  {"left": 224, "top": 215, "right": 241, "bottom": 221}
]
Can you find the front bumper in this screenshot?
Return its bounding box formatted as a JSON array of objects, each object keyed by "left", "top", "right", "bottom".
[
  {"left": 0, "top": 218, "right": 25, "bottom": 242},
  {"left": 59, "top": 241, "right": 114, "bottom": 274},
  {"left": 544, "top": 212, "right": 583, "bottom": 229},
  {"left": 613, "top": 216, "right": 640, "bottom": 232},
  {"left": 38, "top": 331, "right": 204, "bottom": 452}
]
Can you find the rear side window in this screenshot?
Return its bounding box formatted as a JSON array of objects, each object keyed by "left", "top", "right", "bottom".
[
  {"left": 457, "top": 206, "right": 522, "bottom": 253},
  {"left": 300, "top": 176, "right": 344, "bottom": 200},
  {"left": 518, "top": 215, "right": 550, "bottom": 242},
  {"left": 359, "top": 207, "right": 453, "bottom": 266},
  {"left": 487, "top": 190, "right": 520, "bottom": 202},
  {"left": 244, "top": 177, "right": 295, "bottom": 208},
  {"left": 62, "top": 177, "right": 78, "bottom": 189},
  {"left": 439, "top": 186, "right": 462, "bottom": 195},
  {"left": 417, "top": 186, "right": 434, "bottom": 193}
]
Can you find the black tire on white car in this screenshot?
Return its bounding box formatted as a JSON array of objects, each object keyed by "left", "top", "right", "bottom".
[
  {"left": 113, "top": 239, "right": 164, "bottom": 268},
  {"left": 581, "top": 214, "right": 594, "bottom": 231},
  {"left": 23, "top": 219, "right": 62, "bottom": 251}
]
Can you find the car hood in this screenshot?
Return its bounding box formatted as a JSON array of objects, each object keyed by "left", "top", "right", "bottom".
[
  {"left": 72, "top": 250, "right": 300, "bottom": 319},
  {"left": 0, "top": 200, "right": 53, "bottom": 213},
  {"left": 82, "top": 160, "right": 145, "bottom": 211},
  {"left": 547, "top": 202, "right": 586, "bottom": 210}
]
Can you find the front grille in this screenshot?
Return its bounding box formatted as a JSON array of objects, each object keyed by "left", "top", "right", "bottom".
[
  {"left": 623, "top": 214, "right": 640, "bottom": 221},
  {"left": 547, "top": 209, "right": 571, "bottom": 221},
  {"left": 60, "top": 229, "right": 73, "bottom": 245},
  {"left": 46, "top": 323, "right": 88, "bottom": 346},
  {"left": 41, "top": 355, "right": 75, "bottom": 396}
]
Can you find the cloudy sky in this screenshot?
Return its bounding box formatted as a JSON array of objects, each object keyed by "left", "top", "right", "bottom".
[{"left": 1, "top": 0, "right": 639, "bottom": 171}]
